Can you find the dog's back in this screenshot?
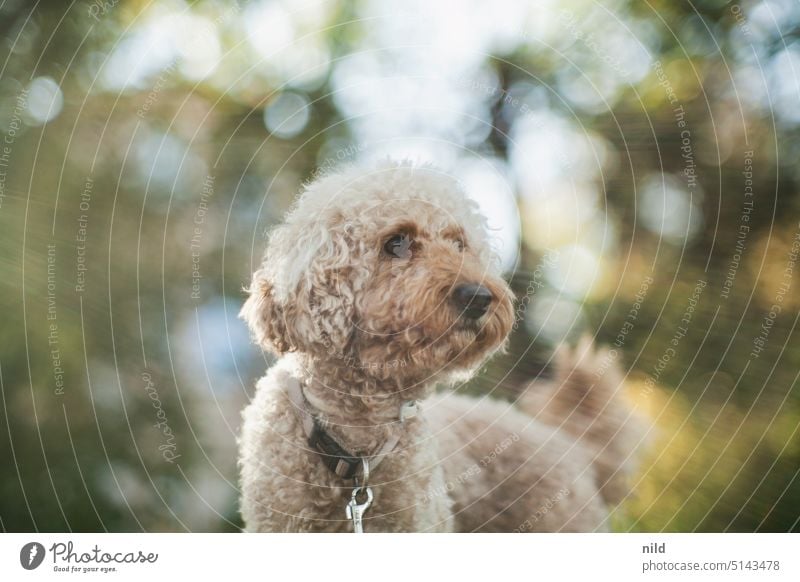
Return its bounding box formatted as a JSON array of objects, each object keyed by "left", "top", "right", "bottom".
[{"left": 516, "top": 337, "right": 647, "bottom": 505}]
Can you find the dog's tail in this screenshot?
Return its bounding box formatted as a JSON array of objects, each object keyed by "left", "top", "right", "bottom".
[{"left": 517, "top": 336, "right": 647, "bottom": 505}]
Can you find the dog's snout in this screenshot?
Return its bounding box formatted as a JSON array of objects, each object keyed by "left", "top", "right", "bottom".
[{"left": 452, "top": 283, "right": 493, "bottom": 319}]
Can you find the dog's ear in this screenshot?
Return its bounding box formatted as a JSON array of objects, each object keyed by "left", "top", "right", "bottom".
[
  {"left": 240, "top": 270, "right": 293, "bottom": 355},
  {"left": 286, "top": 215, "right": 359, "bottom": 355},
  {"left": 303, "top": 262, "right": 357, "bottom": 353},
  {"left": 242, "top": 212, "right": 360, "bottom": 357}
]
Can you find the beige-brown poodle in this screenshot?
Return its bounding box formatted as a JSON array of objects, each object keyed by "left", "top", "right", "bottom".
[{"left": 238, "top": 160, "right": 643, "bottom": 532}]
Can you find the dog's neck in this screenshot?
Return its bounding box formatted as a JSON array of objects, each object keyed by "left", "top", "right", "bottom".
[{"left": 293, "top": 354, "right": 434, "bottom": 427}]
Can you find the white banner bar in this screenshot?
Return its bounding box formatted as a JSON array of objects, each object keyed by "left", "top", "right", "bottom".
[{"left": 1, "top": 534, "right": 797, "bottom": 580}]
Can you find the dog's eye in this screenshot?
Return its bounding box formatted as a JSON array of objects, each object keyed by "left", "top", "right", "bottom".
[
  {"left": 455, "top": 238, "right": 465, "bottom": 252},
  {"left": 383, "top": 234, "right": 412, "bottom": 259}
]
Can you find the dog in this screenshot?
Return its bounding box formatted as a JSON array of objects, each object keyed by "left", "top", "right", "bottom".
[{"left": 238, "top": 160, "right": 643, "bottom": 532}]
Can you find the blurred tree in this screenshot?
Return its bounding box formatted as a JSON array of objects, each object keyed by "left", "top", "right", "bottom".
[{"left": 0, "top": 0, "right": 798, "bottom": 532}]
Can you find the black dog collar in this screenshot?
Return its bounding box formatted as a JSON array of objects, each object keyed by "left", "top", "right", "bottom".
[{"left": 286, "top": 378, "right": 419, "bottom": 480}]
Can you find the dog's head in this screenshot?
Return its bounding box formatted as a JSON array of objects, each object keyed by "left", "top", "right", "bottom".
[{"left": 241, "top": 161, "right": 514, "bottom": 383}]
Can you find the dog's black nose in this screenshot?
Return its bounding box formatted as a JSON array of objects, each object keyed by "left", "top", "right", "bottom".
[{"left": 452, "top": 283, "right": 493, "bottom": 319}]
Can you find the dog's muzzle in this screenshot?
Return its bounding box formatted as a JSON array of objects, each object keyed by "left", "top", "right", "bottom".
[{"left": 451, "top": 283, "right": 493, "bottom": 319}]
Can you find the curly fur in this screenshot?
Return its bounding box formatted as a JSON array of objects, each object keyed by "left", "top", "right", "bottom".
[{"left": 238, "top": 160, "right": 642, "bottom": 532}]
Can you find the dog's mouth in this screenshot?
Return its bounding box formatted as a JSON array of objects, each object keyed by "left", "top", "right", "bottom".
[
  {"left": 454, "top": 297, "right": 506, "bottom": 330},
  {"left": 456, "top": 312, "right": 487, "bottom": 329},
  {"left": 352, "top": 280, "right": 513, "bottom": 375},
  {"left": 353, "top": 315, "right": 508, "bottom": 379},
  {"left": 442, "top": 306, "right": 508, "bottom": 353},
  {"left": 446, "top": 289, "right": 513, "bottom": 344}
]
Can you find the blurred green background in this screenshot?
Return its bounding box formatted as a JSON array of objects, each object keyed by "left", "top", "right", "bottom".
[{"left": 1, "top": 0, "right": 799, "bottom": 532}]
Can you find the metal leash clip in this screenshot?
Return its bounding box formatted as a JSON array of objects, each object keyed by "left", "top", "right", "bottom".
[{"left": 345, "top": 458, "right": 373, "bottom": 533}]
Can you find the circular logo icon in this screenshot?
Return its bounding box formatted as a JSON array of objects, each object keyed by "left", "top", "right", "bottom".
[{"left": 19, "top": 542, "right": 45, "bottom": 570}]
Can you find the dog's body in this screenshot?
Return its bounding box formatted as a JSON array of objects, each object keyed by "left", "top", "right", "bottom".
[
  {"left": 239, "top": 161, "right": 642, "bottom": 532},
  {"left": 239, "top": 357, "right": 453, "bottom": 532}
]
